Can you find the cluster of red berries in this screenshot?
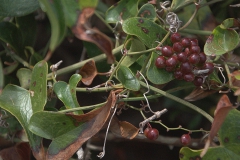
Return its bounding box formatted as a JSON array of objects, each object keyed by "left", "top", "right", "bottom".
[{"left": 155, "top": 33, "right": 214, "bottom": 86}]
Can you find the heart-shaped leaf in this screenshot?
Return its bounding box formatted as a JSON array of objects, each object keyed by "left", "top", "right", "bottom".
[
  {"left": 53, "top": 74, "right": 83, "bottom": 114},
  {"left": 147, "top": 52, "right": 174, "bottom": 84},
  {"left": 105, "top": 0, "right": 139, "bottom": 23},
  {"left": 39, "top": 0, "right": 66, "bottom": 52},
  {"left": 117, "top": 65, "right": 140, "bottom": 91},
  {"left": 179, "top": 109, "right": 240, "bottom": 160},
  {"left": 29, "top": 90, "right": 121, "bottom": 160},
  {"left": 137, "top": 3, "right": 156, "bottom": 20},
  {"left": 0, "top": 0, "right": 39, "bottom": 17},
  {"left": 204, "top": 26, "right": 240, "bottom": 56},
  {"left": 122, "top": 17, "right": 169, "bottom": 48},
  {"left": 16, "top": 68, "right": 32, "bottom": 89}
]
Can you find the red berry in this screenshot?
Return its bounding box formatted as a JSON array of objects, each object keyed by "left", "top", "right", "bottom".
[
  {"left": 193, "top": 76, "right": 204, "bottom": 86},
  {"left": 170, "top": 33, "right": 181, "bottom": 43},
  {"left": 156, "top": 46, "right": 162, "bottom": 51},
  {"left": 173, "top": 42, "right": 184, "bottom": 53},
  {"left": 198, "top": 52, "right": 207, "bottom": 64},
  {"left": 162, "top": 46, "right": 174, "bottom": 57},
  {"left": 165, "top": 66, "right": 175, "bottom": 72},
  {"left": 189, "top": 53, "right": 200, "bottom": 64},
  {"left": 144, "top": 127, "right": 150, "bottom": 137},
  {"left": 181, "top": 38, "right": 191, "bottom": 48},
  {"left": 177, "top": 52, "right": 188, "bottom": 62},
  {"left": 181, "top": 134, "right": 191, "bottom": 146},
  {"left": 183, "top": 72, "right": 195, "bottom": 82},
  {"left": 174, "top": 69, "right": 183, "bottom": 80},
  {"left": 166, "top": 55, "right": 178, "bottom": 67},
  {"left": 180, "top": 62, "right": 193, "bottom": 74},
  {"left": 155, "top": 56, "right": 166, "bottom": 68},
  {"left": 146, "top": 128, "right": 159, "bottom": 140},
  {"left": 189, "top": 45, "right": 200, "bottom": 54},
  {"left": 203, "top": 62, "right": 214, "bottom": 74},
  {"left": 190, "top": 39, "right": 198, "bottom": 46}
]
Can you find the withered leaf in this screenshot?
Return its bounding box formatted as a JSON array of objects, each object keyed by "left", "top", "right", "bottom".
[
  {"left": 110, "top": 116, "right": 139, "bottom": 139},
  {"left": 0, "top": 142, "right": 31, "bottom": 160},
  {"left": 47, "top": 89, "right": 122, "bottom": 160},
  {"left": 201, "top": 95, "right": 235, "bottom": 157},
  {"left": 184, "top": 87, "right": 218, "bottom": 101},
  {"left": 72, "top": 8, "right": 115, "bottom": 64},
  {"left": 79, "top": 60, "right": 98, "bottom": 86}
]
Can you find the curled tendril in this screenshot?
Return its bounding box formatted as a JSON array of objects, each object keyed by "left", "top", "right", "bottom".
[
  {"left": 160, "top": 1, "right": 171, "bottom": 11},
  {"left": 165, "top": 12, "right": 182, "bottom": 33}
]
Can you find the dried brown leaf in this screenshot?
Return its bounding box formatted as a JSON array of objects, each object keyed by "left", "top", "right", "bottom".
[
  {"left": 47, "top": 89, "right": 122, "bottom": 160},
  {"left": 79, "top": 60, "right": 98, "bottom": 86},
  {"left": 110, "top": 116, "right": 139, "bottom": 139},
  {"left": 201, "top": 95, "right": 235, "bottom": 157},
  {"left": 0, "top": 142, "right": 31, "bottom": 160},
  {"left": 72, "top": 8, "right": 115, "bottom": 64},
  {"left": 184, "top": 87, "right": 218, "bottom": 101}
]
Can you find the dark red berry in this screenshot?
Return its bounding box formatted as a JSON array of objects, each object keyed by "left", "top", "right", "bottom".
[
  {"left": 144, "top": 127, "right": 150, "bottom": 137},
  {"left": 165, "top": 66, "right": 175, "bottom": 72},
  {"left": 193, "top": 76, "right": 204, "bottom": 86},
  {"left": 155, "top": 56, "right": 166, "bottom": 68},
  {"left": 180, "top": 62, "right": 193, "bottom": 74},
  {"left": 170, "top": 33, "right": 181, "bottom": 43},
  {"left": 146, "top": 128, "right": 159, "bottom": 140},
  {"left": 181, "top": 134, "right": 191, "bottom": 146},
  {"left": 184, "top": 48, "right": 191, "bottom": 56},
  {"left": 183, "top": 72, "right": 195, "bottom": 82},
  {"left": 174, "top": 69, "right": 183, "bottom": 80},
  {"left": 181, "top": 38, "right": 191, "bottom": 48},
  {"left": 189, "top": 53, "right": 200, "bottom": 64},
  {"left": 177, "top": 52, "right": 188, "bottom": 62},
  {"left": 190, "top": 39, "right": 198, "bottom": 46},
  {"left": 162, "top": 46, "right": 174, "bottom": 57},
  {"left": 166, "top": 55, "right": 178, "bottom": 67},
  {"left": 189, "top": 45, "right": 200, "bottom": 54},
  {"left": 198, "top": 52, "right": 207, "bottom": 64},
  {"left": 156, "top": 46, "right": 162, "bottom": 51},
  {"left": 173, "top": 42, "right": 184, "bottom": 53},
  {"left": 203, "top": 62, "right": 214, "bottom": 74}
]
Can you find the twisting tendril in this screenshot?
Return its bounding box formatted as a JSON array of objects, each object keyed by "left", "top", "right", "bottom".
[{"left": 165, "top": 12, "right": 182, "bottom": 33}]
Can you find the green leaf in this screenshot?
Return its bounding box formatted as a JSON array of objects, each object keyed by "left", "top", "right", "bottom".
[
  {"left": 29, "top": 61, "right": 48, "bottom": 113},
  {"left": 137, "top": 3, "right": 156, "bottom": 21},
  {"left": 0, "top": 22, "right": 23, "bottom": 54},
  {"left": 61, "top": 0, "right": 79, "bottom": 27},
  {"left": 117, "top": 65, "right": 140, "bottom": 91},
  {"left": 0, "top": 0, "right": 39, "bottom": 17},
  {"left": 79, "top": 0, "right": 98, "bottom": 9},
  {"left": 16, "top": 13, "right": 37, "bottom": 47},
  {"left": 122, "top": 17, "right": 169, "bottom": 48},
  {"left": 179, "top": 109, "right": 240, "bottom": 160},
  {"left": 0, "top": 85, "right": 42, "bottom": 151},
  {"left": 39, "top": 0, "right": 66, "bottom": 51},
  {"left": 105, "top": 0, "right": 139, "bottom": 23},
  {"left": 170, "top": 0, "right": 194, "bottom": 11},
  {"left": 147, "top": 52, "right": 174, "bottom": 84},
  {"left": 121, "top": 37, "right": 146, "bottom": 67},
  {"left": 204, "top": 26, "right": 240, "bottom": 56},
  {"left": 16, "top": 68, "right": 32, "bottom": 89},
  {"left": 220, "top": 18, "right": 240, "bottom": 29},
  {"left": 53, "top": 74, "right": 83, "bottom": 114}
]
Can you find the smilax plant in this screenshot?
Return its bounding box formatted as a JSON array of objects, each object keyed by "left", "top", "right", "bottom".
[{"left": 0, "top": 0, "right": 240, "bottom": 160}]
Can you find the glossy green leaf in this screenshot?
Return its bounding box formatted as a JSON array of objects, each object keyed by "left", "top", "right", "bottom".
[
  {"left": 0, "top": 85, "right": 42, "bottom": 152},
  {"left": 53, "top": 74, "right": 83, "bottom": 114},
  {"left": 39, "top": 0, "right": 66, "bottom": 51},
  {"left": 121, "top": 38, "right": 146, "bottom": 67},
  {"left": 0, "top": 22, "right": 23, "bottom": 54},
  {"left": 61, "top": 0, "right": 79, "bottom": 27},
  {"left": 29, "top": 61, "right": 48, "bottom": 113},
  {"left": 117, "top": 65, "right": 140, "bottom": 91},
  {"left": 204, "top": 26, "right": 240, "bottom": 56},
  {"left": 137, "top": 3, "right": 156, "bottom": 20},
  {"left": 16, "top": 68, "right": 32, "bottom": 89},
  {"left": 180, "top": 109, "right": 240, "bottom": 160},
  {"left": 122, "top": 17, "right": 169, "bottom": 48},
  {"left": 79, "top": 0, "right": 98, "bottom": 9},
  {"left": 0, "top": 0, "right": 39, "bottom": 17},
  {"left": 170, "top": 0, "right": 194, "bottom": 11},
  {"left": 15, "top": 13, "right": 37, "bottom": 47},
  {"left": 147, "top": 52, "right": 174, "bottom": 84},
  {"left": 105, "top": 0, "right": 139, "bottom": 23}
]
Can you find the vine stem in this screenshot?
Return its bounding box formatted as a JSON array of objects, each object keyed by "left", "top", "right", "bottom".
[
  {"left": 59, "top": 102, "right": 107, "bottom": 113},
  {"left": 47, "top": 44, "right": 123, "bottom": 78},
  {"left": 140, "top": 81, "right": 214, "bottom": 123}
]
